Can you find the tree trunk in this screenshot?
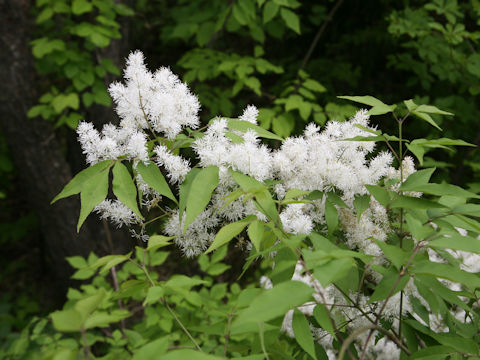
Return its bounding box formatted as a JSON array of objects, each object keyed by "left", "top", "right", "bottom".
[{"left": 0, "top": 0, "right": 125, "bottom": 302}]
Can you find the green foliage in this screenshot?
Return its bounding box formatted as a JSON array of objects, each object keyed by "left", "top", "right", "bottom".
[
  {"left": 5, "top": 1, "right": 480, "bottom": 359},
  {"left": 29, "top": 0, "right": 132, "bottom": 129}
]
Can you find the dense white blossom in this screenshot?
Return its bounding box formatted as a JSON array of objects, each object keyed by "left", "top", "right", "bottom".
[
  {"left": 239, "top": 105, "right": 259, "bottom": 124},
  {"left": 94, "top": 199, "right": 141, "bottom": 227},
  {"left": 108, "top": 50, "right": 200, "bottom": 138},
  {"left": 154, "top": 145, "right": 191, "bottom": 184},
  {"left": 164, "top": 208, "right": 220, "bottom": 257},
  {"left": 74, "top": 51, "right": 480, "bottom": 359},
  {"left": 77, "top": 121, "right": 149, "bottom": 164}
]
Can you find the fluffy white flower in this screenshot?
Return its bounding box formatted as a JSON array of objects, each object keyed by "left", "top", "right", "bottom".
[
  {"left": 164, "top": 208, "right": 220, "bottom": 257},
  {"left": 94, "top": 199, "right": 141, "bottom": 227},
  {"left": 109, "top": 51, "right": 200, "bottom": 138},
  {"left": 239, "top": 105, "right": 259, "bottom": 124},
  {"left": 154, "top": 145, "right": 191, "bottom": 184}
]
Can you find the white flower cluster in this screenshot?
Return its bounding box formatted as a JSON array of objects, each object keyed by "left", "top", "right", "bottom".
[
  {"left": 174, "top": 109, "right": 396, "bottom": 257},
  {"left": 77, "top": 51, "right": 201, "bottom": 225},
  {"left": 77, "top": 122, "right": 149, "bottom": 165},
  {"left": 78, "top": 51, "right": 399, "bottom": 257},
  {"left": 108, "top": 50, "right": 200, "bottom": 139},
  {"left": 273, "top": 111, "right": 392, "bottom": 198},
  {"left": 75, "top": 51, "right": 480, "bottom": 358},
  {"left": 94, "top": 199, "right": 140, "bottom": 228}
]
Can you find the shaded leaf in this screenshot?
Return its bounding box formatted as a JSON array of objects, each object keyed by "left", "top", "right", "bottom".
[
  {"left": 78, "top": 166, "right": 109, "bottom": 231},
  {"left": 136, "top": 162, "right": 177, "bottom": 204},
  {"left": 231, "top": 281, "right": 314, "bottom": 332},
  {"left": 185, "top": 166, "right": 219, "bottom": 231},
  {"left": 112, "top": 162, "right": 143, "bottom": 219},
  {"left": 292, "top": 309, "right": 317, "bottom": 360},
  {"left": 206, "top": 216, "right": 255, "bottom": 253}
]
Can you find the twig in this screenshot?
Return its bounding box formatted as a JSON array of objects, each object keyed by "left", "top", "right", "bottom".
[
  {"left": 164, "top": 301, "right": 203, "bottom": 352},
  {"left": 223, "top": 313, "right": 233, "bottom": 358},
  {"left": 359, "top": 242, "right": 425, "bottom": 359},
  {"left": 293, "top": 0, "right": 344, "bottom": 93},
  {"left": 81, "top": 328, "right": 92, "bottom": 358},
  {"left": 299, "top": 0, "right": 344, "bottom": 72},
  {"left": 103, "top": 219, "right": 126, "bottom": 333}
]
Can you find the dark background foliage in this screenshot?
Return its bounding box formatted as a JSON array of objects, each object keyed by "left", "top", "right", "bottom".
[{"left": 0, "top": 0, "right": 478, "bottom": 341}]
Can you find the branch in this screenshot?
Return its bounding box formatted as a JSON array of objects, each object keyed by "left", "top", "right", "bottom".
[{"left": 298, "top": 0, "right": 344, "bottom": 72}]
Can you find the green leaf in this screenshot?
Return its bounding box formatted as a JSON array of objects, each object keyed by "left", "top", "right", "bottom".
[
  {"left": 338, "top": 96, "right": 395, "bottom": 115},
  {"left": 66, "top": 256, "right": 88, "bottom": 269},
  {"left": 161, "top": 350, "right": 222, "bottom": 360},
  {"left": 390, "top": 196, "right": 447, "bottom": 210},
  {"left": 206, "top": 263, "right": 231, "bottom": 275},
  {"left": 280, "top": 8, "right": 300, "bottom": 34},
  {"left": 409, "top": 345, "right": 455, "bottom": 360},
  {"left": 415, "top": 104, "right": 453, "bottom": 116},
  {"left": 165, "top": 275, "right": 207, "bottom": 291},
  {"left": 36, "top": 7, "right": 53, "bottom": 23},
  {"left": 402, "top": 183, "right": 480, "bottom": 199},
  {"left": 405, "top": 213, "right": 434, "bottom": 241},
  {"left": 285, "top": 94, "right": 303, "bottom": 112},
  {"left": 74, "top": 289, "right": 106, "bottom": 319},
  {"left": 231, "top": 171, "right": 279, "bottom": 222},
  {"left": 429, "top": 233, "right": 480, "bottom": 254},
  {"left": 112, "top": 162, "right": 143, "bottom": 219},
  {"left": 132, "top": 337, "right": 169, "bottom": 360},
  {"left": 52, "top": 93, "right": 80, "bottom": 113},
  {"left": 72, "top": 253, "right": 130, "bottom": 279},
  {"left": 206, "top": 216, "right": 255, "bottom": 253},
  {"left": 147, "top": 235, "right": 174, "bottom": 251},
  {"left": 406, "top": 143, "right": 426, "bottom": 165},
  {"left": 98, "top": 253, "right": 131, "bottom": 275},
  {"left": 245, "top": 77, "right": 261, "bottom": 95},
  {"left": 412, "top": 111, "right": 442, "bottom": 131},
  {"left": 51, "top": 309, "right": 84, "bottom": 332},
  {"left": 327, "top": 192, "right": 347, "bottom": 208},
  {"left": 452, "top": 203, "right": 480, "bottom": 217},
  {"left": 284, "top": 189, "right": 311, "bottom": 200},
  {"left": 248, "top": 220, "right": 265, "bottom": 252},
  {"left": 136, "top": 161, "right": 177, "bottom": 204},
  {"left": 272, "top": 115, "right": 295, "bottom": 138},
  {"left": 353, "top": 194, "right": 370, "bottom": 221},
  {"left": 72, "top": 0, "right": 93, "bottom": 15},
  {"left": 431, "top": 333, "right": 478, "bottom": 356},
  {"left": 375, "top": 240, "right": 409, "bottom": 269},
  {"left": 78, "top": 166, "right": 110, "bottom": 231},
  {"left": 144, "top": 286, "right": 165, "bottom": 305},
  {"left": 365, "top": 185, "right": 390, "bottom": 207},
  {"left": 231, "top": 281, "right": 314, "bottom": 332},
  {"left": 178, "top": 168, "right": 200, "bottom": 221},
  {"left": 404, "top": 99, "right": 418, "bottom": 112},
  {"left": 405, "top": 100, "right": 453, "bottom": 131},
  {"left": 302, "top": 79, "right": 326, "bottom": 93},
  {"left": 415, "top": 276, "right": 470, "bottom": 312},
  {"left": 325, "top": 199, "right": 338, "bottom": 235},
  {"left": 196, "top": 22, "right": 216, "bottom": 47},
  {"left": 399, "top": 168, "right": 436, "bottom": 190},
  {"left": 227, "top": 119, "right": 283, "bottom": 141},
  {"left": 407, "top": 138, "right": 475, "bottom": 164},
  {"left": 412, "top": 261, "right": 480, "bottom": 291},
  {"left": 232, "top": 3, "right": 248, "bottom": 26},
  {"left": 292, "top": 309, "right": 317, "bottom": 360},
  {"left": 368, "top": 267, "right": 410, "bottom": 303},
  {"left": 263, "top": 1, "right": 279, "bottom": 23},
  {"left": 313, "top": 258, "right": 356, "bottom": 287},
  {"left": 27, "top": 105, "right": 47, "bottom": 118},
  {"left": 184, "top": 166, "right": 219, "bottom": 231},
  {"left": 84, "top": 310, "right": 131, "bottom": 329},
  {"left": 313, "top": 304, "right": 334, "bottom": 337}
]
